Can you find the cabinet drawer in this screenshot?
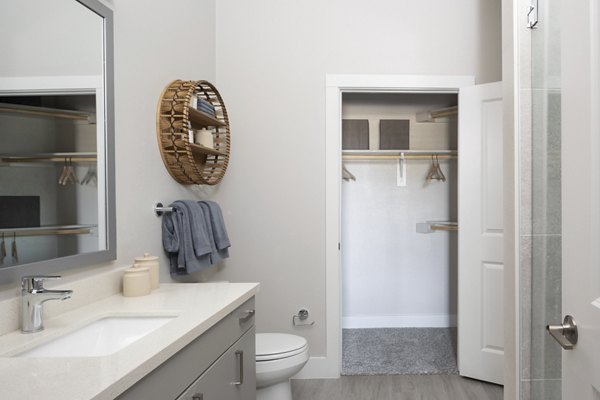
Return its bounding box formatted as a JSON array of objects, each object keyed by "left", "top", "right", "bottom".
[
  {"left": 178, "top": 326, "right": 256, "bottom": 400},
  {"left": 117, "top": 297, "right": 255, "bottom": 400}
]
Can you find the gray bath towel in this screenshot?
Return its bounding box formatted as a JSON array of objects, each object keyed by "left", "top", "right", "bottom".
[{"left": 162, "top": 200, "right": 231, "bottom": 275}]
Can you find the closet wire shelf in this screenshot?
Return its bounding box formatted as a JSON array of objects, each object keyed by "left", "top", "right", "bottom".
[
  {"left": 0, "top": 102, "right": 95, "bottom": 123},
  {"left": 342, "top": 150, "right": 457, "bottom": 160},
  {"left": 416, "top": 221, "right": 458, "bottom": 233},
  {"left": 0, "top": 224, "right": 97, "bottom": 238}
]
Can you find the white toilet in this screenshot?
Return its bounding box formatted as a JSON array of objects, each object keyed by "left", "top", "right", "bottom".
[{"left": 255, "top": 333, "right": 309, "bottom": 400}]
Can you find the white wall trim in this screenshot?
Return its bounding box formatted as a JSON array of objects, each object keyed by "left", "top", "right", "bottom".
[
  {"left": 324, "top": 74, "right": 475, "bottom": 379},
  {"left": 342, "top": 314, "right": 457, "bottom": 329},
  {"left": 326, "top": 74, "right": 475, "bottom": 92},
  {"left": 502, "top": 0, "right": 520, "bottom": 398}
]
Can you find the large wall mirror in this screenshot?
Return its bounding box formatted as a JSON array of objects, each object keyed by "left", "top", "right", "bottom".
[{"left": 0, "top": 0, "right": 115, "bottom": 284}]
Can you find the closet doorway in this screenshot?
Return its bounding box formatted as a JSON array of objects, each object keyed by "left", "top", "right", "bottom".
[
  {"left": 324, "top": 75, "right": 504, "bottom": 385},
  {"left": 341, "top": 92, "right": 459, "bottom": 376}
]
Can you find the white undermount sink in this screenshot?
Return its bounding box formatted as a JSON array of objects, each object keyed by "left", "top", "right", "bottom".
[{"left": 16, "top": 316, "right": 176, "bottom": 358}]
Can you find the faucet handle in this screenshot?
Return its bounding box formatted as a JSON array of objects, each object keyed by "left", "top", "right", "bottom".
[{"left": 21, "top": 275, "right": 61, "bottom": 291}]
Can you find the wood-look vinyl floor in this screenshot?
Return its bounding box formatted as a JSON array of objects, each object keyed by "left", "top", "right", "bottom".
[{"left": 292, "top": 375, "right": 503, "bottom": 400}]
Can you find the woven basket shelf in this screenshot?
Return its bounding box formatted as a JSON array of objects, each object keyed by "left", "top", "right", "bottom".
[{"left": 156, "top": 80, "right": 230, "bottom": 185}]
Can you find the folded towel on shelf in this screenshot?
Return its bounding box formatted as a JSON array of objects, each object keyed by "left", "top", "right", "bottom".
[
  {"left": 162, "top": 200, "right": 230, "bottom": 275},
  {"left": 198, "top": 101, "right": 214, "bottom": 109},
  {"left": 197, "top": 97, "right": 214, "bottom": 108},
  {"left": 196, "top": 98, "right": 215, "bottom": 115}
]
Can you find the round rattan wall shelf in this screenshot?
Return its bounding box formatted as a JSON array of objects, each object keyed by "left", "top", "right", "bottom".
[{"left": 156, "top": 80, "right": 230, "bottom": 185}]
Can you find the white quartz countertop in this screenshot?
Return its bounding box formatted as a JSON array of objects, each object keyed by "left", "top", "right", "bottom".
[{"left": 0, "top": 282, "right": 260, "bottom": 400}]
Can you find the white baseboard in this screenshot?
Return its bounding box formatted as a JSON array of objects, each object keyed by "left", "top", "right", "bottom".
[
  {"left": 292, "top": 356, "right": 340, "bottom": 379},
  {"left": 342, "top": 314, "right": 457, "bottom": 329}
]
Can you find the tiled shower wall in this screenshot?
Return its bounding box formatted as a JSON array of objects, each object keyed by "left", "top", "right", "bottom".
[{"left": 519, "top": 0, "right": 562, "bottom": 399}]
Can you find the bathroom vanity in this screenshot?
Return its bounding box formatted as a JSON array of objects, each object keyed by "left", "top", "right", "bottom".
[
  {"left": 0, "top": 282, "right": 259, "bottom": 400},
  {"left": 118, "top": 296, "right": 256, "bottom": 400}
]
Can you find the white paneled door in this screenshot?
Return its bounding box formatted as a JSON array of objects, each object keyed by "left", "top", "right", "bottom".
[
  {"left": 559, "top": 1, "right": 600, "bottom": 398},
  {"left": 458, "top": 81, "right": 504, "bottom": 385}
]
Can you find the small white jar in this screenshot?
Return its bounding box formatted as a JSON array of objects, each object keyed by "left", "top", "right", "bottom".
[
  {"left": 195, "top": 128, "right": 214, "bottom": 149},
  {"left": 134, "top": 252, "right": 159, "bottom": 290},
  {"left": 123, "top": 266, "right": 151, "bottom": 297}
]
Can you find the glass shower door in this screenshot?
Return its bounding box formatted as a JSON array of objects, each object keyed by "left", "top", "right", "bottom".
[{"left": 523, "top": 0, "right": 562, "bottom": 399}]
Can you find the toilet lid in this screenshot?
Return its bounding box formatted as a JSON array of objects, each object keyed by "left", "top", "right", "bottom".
[{"left": 256, "top": 333, "right": 308, "bottom": 361}]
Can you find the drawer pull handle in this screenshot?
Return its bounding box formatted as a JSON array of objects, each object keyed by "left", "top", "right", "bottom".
[
  {"left": 192, "top": 394, "right": 203, "bottom": 400},
  {"left": 239, "top": 309, "right": 255, "bottom": 323},
  {"left": 231, "top": 350, "right": 244, "bottom": 385}
]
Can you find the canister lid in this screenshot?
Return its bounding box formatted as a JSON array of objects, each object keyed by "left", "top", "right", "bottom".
[
  {"left": 125, "top": 265, "right": 149, "bottom": 273},
  {"left": 134, "top": 252, "right": 158, "bottom": 262}
]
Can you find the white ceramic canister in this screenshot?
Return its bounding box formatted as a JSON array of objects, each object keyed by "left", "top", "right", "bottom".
[
  {"left": 134, "top": 252, "right": 159, "bottom": 289},
  {"left": 122, "top": 266, "right": 151, "bottom": 297},
  {"left": 194, "top": 128, "right": 214, "bottom": 149}
]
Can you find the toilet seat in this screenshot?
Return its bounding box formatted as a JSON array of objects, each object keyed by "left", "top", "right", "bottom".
[{"left": 256, "top": 333, "right": 308, "bottom": 361}]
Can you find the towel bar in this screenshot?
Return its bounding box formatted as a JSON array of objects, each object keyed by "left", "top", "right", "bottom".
[{"left": 154, "top": 202, "right": 173, "bottom": 216}]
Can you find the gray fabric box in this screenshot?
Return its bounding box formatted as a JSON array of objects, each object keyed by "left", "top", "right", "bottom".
[
  {"left": 0, "top": 196, "right": 40, "bottom": 228},
  {"left": 342, "top": 119, "right": 369, "bottom": 150},
  {"left": 379, "top": 119, "right": 410, "bottom": 150}
]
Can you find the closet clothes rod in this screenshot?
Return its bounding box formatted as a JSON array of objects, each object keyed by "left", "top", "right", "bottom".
[{"left": 0, "top": 152, "right": 98, "bottom": 163}]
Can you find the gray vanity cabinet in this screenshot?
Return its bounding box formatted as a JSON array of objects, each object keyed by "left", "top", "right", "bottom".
[
  {"left": 117, "top": 297, "right": 256, "bottom": 400},
  {"left": 177, "top": 327, "right": 255, "bottom": 400}
]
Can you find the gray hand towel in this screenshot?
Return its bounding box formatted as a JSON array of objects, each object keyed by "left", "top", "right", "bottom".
[
  {"left": 162, "top": 200, "right": 212, "bottom": 275},
  {"left": 198, "top": 201, "right": 231, "bottom": 264},
  {"left": 200, "top": 201, "right": 231, "bottom": 251},
  {"left": 161, "top": 209, "right": 181, "bottom": 273}
]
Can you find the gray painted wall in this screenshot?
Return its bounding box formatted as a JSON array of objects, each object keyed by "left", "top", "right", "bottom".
[
  {"left": 0, "top": 0, "right": 502, "bottom": 365},
  {"left": 0, "top": 0, "right": 103, "bottom": 77},
  {"left": 209, "top": 0, "right": 502, "bottom": 357}
]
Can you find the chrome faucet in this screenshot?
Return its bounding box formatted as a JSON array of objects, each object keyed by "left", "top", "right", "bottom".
[{"left": 21, "top": 276, "right": 73, "bottom": 333}]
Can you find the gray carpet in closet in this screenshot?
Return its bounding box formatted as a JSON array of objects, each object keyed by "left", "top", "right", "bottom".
[{"left": 342, "top": 328, "right": 458, "bottom": 375}]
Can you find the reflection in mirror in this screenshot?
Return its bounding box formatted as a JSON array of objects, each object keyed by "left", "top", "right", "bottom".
[
  {"left": 0, "top": 0, "right": 115, "bottom": 283},
  {"left": 0, "top": 93, "right": 102, "bottom": 266}
]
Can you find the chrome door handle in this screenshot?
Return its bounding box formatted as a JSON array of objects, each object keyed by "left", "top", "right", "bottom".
[
  {"left": 191, "top": 394, "right": 203, "bottom": 400},
  {"left": 546, "top": 315, "right": 578, "bottom": 350}
]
